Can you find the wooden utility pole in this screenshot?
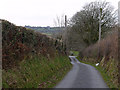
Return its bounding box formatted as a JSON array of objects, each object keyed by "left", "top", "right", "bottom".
[
  {"left": 64, "top": 15, "right": 68, "bottom": 55},
  {"left": 0, "top": 19, "right": 2, "bottom": 90},
  {"left": 65, "top": 15, "right": 67, "bottom": 28},
  {"left": 118, "top": 1, "right": 120, "bottom": 27},
  {"left": 99, "top": 8, "right": 102, "bottom": 41},
  {"left": 118, "top": 1, "right": 120, "bottom": 87},
  {"left": 98, "top": 8, "right": 102, "bottom": 59}
]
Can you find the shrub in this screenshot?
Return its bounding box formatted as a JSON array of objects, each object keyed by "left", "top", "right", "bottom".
[
  {"left": 2, "top": 20, "right": 66, "bottom": 69},
  {"left": 83, "top": 28, "right": 118, "bottom": 62}
]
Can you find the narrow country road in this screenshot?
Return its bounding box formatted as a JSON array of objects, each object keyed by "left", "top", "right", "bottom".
[{"left": 55, "top": 56, "right": 108, "bottom": 88}]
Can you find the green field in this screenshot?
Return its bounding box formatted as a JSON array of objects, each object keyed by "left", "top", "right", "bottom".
[{"left": 70, "top": 51, "right": 79, "bottom": 56}]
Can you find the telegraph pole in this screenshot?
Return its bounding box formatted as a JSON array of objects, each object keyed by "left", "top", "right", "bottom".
[
  {"left": 98, "top": 8, "right": 102, "bottom": 59},
  {"left": 118, "top": 1, "right": 120, "bottom": 27},
  {"left": 0, "top": 19, "right": 2, "bottom": 90},
  {"left": 64, "top": 15, "right": 68, "bottom": 55},
  {"left": 118, "top": 2, "right": 120, "bottom": 87},
  {"left": 65, "top": 15, "right": 67, "bottom": 28},
  {"left": 99, "top": 8, "right": 102, "bottom": 41}
]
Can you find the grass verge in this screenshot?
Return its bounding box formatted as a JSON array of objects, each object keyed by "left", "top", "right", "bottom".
[
  {"left": 77, "top": 57, "right": 117, "bottom": 88},
  {"left": 71, "top": 51, "right": 79, "bottom": 56},
  {"left": 2, "top": 55, "right": 72, "bottom": 88}
]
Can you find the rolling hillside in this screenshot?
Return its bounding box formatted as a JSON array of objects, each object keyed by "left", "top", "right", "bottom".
[{"left": 25, "top": 26, "right": 64, "bottom": 36}]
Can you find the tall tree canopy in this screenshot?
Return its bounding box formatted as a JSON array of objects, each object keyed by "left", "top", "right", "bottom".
[{"left": 70, "top": 1, "right": 117, "bottom": 46}]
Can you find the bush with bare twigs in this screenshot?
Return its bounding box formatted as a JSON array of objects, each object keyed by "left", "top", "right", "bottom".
[{"left": 2, "top": 20, "right": 66, "bottom": 69}]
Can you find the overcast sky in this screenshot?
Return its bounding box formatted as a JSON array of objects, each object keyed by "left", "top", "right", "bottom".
[{"left": 0, "top": 0, "right": 119, "bottom": 26}]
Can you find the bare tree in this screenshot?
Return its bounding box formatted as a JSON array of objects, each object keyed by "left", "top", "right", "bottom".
[
  {"left": 70, "top": 1, "right": 117, "bottom": 46},
  {"left": 53, "top": 15, "right": 72, "bottom": 54},
  {"left": 53, "top": 14, "right": 65, "bottom": 27}
]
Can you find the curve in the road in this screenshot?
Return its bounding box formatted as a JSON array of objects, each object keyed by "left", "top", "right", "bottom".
[{"left": 55, "top": 56, "right": 108, "bottom": 88}]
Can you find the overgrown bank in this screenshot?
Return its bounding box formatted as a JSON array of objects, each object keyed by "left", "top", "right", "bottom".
[
  {"left": 77, "top": 58, "right": 118, "bottom": 88},
  {"left": 2, "top": 19, "right": 67, "bottom": 69},
  {"left": 79, "top": 29, "right": 119, "bottom": 88},
  {"left": 3, "top": 55, "right": 72, "bottom": 88},
  {"left": 2, "top": 20, "right": 72, "bottom": 88}
]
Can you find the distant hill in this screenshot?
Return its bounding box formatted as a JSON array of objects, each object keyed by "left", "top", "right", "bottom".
[{"left": 25, "top": 26, "right": 64, "bottom": 36}]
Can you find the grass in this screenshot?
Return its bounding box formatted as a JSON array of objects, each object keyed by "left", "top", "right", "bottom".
[
  {"left": 2, "top": 55, "right": 72, "bottom": 88},
  {"left": 71, "top": 51, "right": 79, "bottom": 56},
  {"left": 77, "top": 57, "right": 117, "bottom": 88}
]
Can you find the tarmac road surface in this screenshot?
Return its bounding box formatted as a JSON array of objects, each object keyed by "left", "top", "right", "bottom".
[{"left": 55, "top": 56, "right": 108, "bottom": 88}]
